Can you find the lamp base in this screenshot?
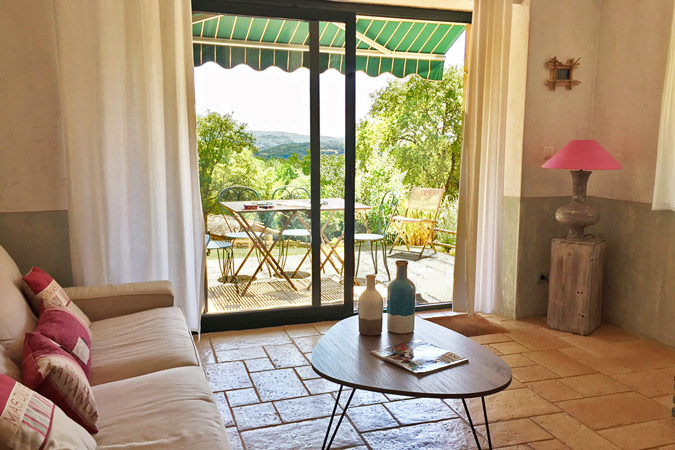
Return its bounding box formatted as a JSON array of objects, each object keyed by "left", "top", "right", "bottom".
[{"left": 555, "top": 170, "right": 600, "bottom": 240}]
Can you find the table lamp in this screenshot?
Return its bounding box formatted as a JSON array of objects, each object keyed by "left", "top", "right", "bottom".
[{"left": 542, "top": 140, "right": 621, "bottom": 240}]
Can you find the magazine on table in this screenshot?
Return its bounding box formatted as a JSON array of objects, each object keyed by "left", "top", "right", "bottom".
[{"left": 371, "top": 340, "right": 468, "bottom": 374}]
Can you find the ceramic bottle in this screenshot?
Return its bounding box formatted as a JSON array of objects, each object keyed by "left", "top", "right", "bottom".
[
  {"left": 387, "top": 261, "right": 415, "bottom": 334},
  {"left": 358, "top": 275, "right": 383, "bottom": 335}
]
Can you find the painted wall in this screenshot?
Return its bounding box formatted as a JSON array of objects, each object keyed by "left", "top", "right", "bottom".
[
  {"left": 511, "top": 0, "right": 675, "bottom": 346},
  {"left": 520, "top": 0, "right": 601, "bottom": 199},
  {"left": 502, "top": 0, "right": 531, "bottom": 318},
  {"left": 590, "top": 0, "right": 673, "bottom": 203},
  {"left": 0, "top": 2, "right": 73, "bottom": 285}
]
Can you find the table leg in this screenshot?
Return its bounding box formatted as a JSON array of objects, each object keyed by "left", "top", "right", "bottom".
[
  {"left": 321, "top": 385, "right": 355, "bottom": 450},
  {"left": 481, "top": 396, "right": 493, "bottom": 449},
  {"left": 461, "top": 397, "right": 493, "bottom": 450},
  {"left": 237, "top": 212, "right": 298, "bottom": 296}
]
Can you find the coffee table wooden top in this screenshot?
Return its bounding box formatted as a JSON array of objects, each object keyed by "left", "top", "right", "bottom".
[{"left": 311, "top": 316, "right": 512, "bottom": 399}]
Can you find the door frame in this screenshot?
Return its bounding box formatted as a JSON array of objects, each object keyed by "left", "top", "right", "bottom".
[{"left": 195, "top": 1, "right": 472, "bottom": 332}]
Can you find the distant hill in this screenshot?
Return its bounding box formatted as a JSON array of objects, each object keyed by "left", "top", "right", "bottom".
[{"left": 251, "top": 130, "right": 344, "bottom": 159}]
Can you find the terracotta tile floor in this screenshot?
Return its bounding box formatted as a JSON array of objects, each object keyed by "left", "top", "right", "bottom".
[{"left": 196, "top": 312, "right": 675, "bottom": 449}]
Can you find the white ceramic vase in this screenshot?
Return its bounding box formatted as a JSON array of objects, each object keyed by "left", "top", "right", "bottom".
[{"left": 358, "top": 274, "right": 383, "bottom": 335}]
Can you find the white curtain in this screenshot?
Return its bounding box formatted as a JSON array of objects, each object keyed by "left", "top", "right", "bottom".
[
  {"left": 453, "top": 0, "right": 512, "bottom": 315},
  {"left": 52, "top": 0, "right": 205, "bottom": 330},
  {"left": 653, "top": 9, "right": 675, "bottom": 211}
]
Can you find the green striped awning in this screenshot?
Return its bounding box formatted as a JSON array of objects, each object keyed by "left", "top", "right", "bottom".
[{"left": 192, "top": 14, "right": 465, "bottom": 80}]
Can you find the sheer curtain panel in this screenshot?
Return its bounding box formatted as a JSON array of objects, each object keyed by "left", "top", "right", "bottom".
[
  {"left": 52, "top": 0, "right": 205, "bottom": 329},
  {"left": 453, "top": 0, "right": 513, "bottom": 315},
  {"left": 653, "top": 9, "right": 675, "bottom": 211}
]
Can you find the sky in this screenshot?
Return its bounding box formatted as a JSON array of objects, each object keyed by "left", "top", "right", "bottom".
[{"left": 194, "top": 31, "right": 465, "bottom": 137}]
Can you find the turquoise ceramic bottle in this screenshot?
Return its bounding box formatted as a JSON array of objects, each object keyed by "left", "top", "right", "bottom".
[{"left": 387, "top": 261, "right": 415, "bottom": 334}]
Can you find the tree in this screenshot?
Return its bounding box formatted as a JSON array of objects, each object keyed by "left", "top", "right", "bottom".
[
  {"left": 197, "top": 111, "right": 256, "bottom": 224},
  {"left": 357, "top": 68, "right": 464, "bottom": 200}
]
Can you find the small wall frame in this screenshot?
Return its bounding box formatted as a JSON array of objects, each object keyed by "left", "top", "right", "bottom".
[{"left": 546, "top": 57, "right": 581, "bottom": 90}]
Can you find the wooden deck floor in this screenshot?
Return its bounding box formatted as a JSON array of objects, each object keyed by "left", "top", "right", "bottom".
[
  {"left": 206, "top": 277, "right": 344, "bottom": 313},
  {"left": 205, "top": 246, "right": 455, "bottom": 314}
]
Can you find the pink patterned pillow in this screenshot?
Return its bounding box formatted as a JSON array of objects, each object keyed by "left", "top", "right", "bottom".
[
  {"left": 33, "top": 306, "right": 92, "bottom": 377},
  {"left": 0, "top": 374, "right": 96, "bottom": 449},
  {"left": 22, "top": 267, "right": 91, "bottom": 327},
  {"left": 22, "top": 333, "right": 99, "bottom": 433}
]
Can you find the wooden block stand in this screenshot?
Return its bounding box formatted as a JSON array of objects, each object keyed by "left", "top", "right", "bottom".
[{"left": 547, "top": 238, "right": 605, "bottom": 335}]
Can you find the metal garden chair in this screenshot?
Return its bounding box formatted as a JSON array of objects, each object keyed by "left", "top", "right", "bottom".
[
  {"left": 355, "top": 190, "right": 399, "bottom": 280},
  {"left": 204, "top": 232, "right": 234, "bottom": 304},
  {"left": 388, "top": 187, "right": 444, "bottom": 259},
  {"left": 271, "top": 185, "right": 311, "bottom": 277},
  {"left": 217, "top": 186, "right": 271, "bottom": 281}
]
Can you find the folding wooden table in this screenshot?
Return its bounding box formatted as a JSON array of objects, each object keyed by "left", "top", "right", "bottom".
[{"left": 219, "top": 199, "right": 370, "bottom": 296}]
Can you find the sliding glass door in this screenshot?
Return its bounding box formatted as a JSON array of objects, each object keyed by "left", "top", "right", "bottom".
[
  {"left": 195, "top": 7, "right": 356, "bottom": 331},
  {"left": 193, "top": 1, "right": 470, "bottom": 331}
]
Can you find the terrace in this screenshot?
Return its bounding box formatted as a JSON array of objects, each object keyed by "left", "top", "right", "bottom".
[{"left": 206, "top": 244, "right": 454, "bottom": 314}]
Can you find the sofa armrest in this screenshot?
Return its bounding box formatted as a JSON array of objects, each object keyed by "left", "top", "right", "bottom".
[{"left": 64, "top": 280, "right": 175, "bottom": 322}]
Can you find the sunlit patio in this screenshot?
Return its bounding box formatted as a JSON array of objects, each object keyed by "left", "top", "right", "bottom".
[{"left": 205, "top": 244, "right": 454, "bottom": 314}]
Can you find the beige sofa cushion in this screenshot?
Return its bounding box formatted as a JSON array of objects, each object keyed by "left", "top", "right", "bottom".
[
  {"left": 92, "top": 366, "right": 231, "bottom": 449},
  {"left": 89, "top": 307, "right": 199, "bottom": 386},
  {"left": 0, "top": 345, "right": 21, "bottom": 382},
  {"left": 0, "top": 245, "right": 37, "bottom": 365}
]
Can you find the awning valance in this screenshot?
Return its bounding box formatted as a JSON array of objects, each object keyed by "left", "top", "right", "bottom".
[{"left": 192, "top": 14, "right": 464, "bottom": 80}]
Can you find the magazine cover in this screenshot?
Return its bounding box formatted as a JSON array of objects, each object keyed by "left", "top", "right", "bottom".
[{"left": 371, "top": 340, "right": 468, "bottom": 374}]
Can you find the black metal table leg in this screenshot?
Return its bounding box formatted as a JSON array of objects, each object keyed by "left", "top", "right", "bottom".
[
  {"left": 461, "top": 397, "right": 493, "bottom": 450},
  {"left": 321, "top": 386, "right": 355, "bottom": 450},
  {"left": 481, "top": 396, "right": 493, "bottom": 449},
  {"left": 462, "top": 398, "right": 482, "bottom": 449}
]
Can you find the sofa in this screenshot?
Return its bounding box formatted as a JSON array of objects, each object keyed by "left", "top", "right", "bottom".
[{"left": 0, "top": 245, "right": 232, "bottom": 449}]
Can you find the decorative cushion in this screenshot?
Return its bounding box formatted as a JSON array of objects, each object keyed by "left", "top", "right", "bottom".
[
  {"left": 0, "top": 346, "right": 21, "bottom": 382},
  {"left": 0, "top": 245, "right": 37, "bottom": 366},
  {"left": 34, "top": 306, "right": 92, "bottom": 377},
  {"left": 22, "top": 267, "right": 91, "bottom": 327},
  {"left": 0, "top": 374, "right": 96, "bottom": 450},
  {"left": 22, "top": 333, "right": 99, "bottom": 433}
]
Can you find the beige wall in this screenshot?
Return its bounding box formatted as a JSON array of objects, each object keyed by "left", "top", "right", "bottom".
[
  {"left": 521, "top": 0, "right": 602, "bottom": 198},
  {"left": 0, "top": 1, "right": 68, "bottom": 213},
  {"left": 520, "top": 0, "right": 673, "bottom": 202},
  {"left": 590, "top": 0, "right": 673, "bottom": 203},
  {"left": 509, "top": 0, "right": 675, "bottom": 346},
  {"left": 0, "top": 2, "right": 72, "bottom": 284}
]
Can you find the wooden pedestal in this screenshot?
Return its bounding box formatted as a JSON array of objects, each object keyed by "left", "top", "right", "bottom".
[{"left": 547, "top": 238, "right": 605, "bottom": 335}]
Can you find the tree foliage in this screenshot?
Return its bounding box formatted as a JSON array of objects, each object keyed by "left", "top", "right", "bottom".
[
  {"left": 357, "top": 67, "right": 463, "bottom": 200},
  {"left": 197, "top": 69, "right": 463, "bottom": 246},
  {"left": 197, "top": 111, "right": 256, "bottom": 220}
]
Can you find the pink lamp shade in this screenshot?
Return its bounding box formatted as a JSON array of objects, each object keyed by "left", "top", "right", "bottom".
[{"left": 542, "top": 140, "right": 622, "bottom": 170}]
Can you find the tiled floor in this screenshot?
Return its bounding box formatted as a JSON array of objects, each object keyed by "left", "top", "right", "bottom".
[{"left": 195, "top": 312, "right": 675, "bottom": 450}]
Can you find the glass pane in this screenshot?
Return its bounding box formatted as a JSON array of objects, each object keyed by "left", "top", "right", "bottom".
[
  {"left": 318, "top": 21, "right": 346, "bottom": 307},
  {"left": 352, "top": 18, "right": 467, "bottom": 311},
  {"left": 196, "top": 14, "right": 315, "bottom": 314}
]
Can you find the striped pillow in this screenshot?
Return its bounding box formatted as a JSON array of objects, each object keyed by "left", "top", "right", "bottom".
[
  {"left": 33, "top": 306, "right": 92, "bottom": 377},
  {"left": 22, "top": 333, "right": 99, "bottom": 433},
  {"left": 0, "top": 374, "right": 96, "bottom": 449},
  {"left": 22, "top": 267, "right": 91, "bottom": 327}
]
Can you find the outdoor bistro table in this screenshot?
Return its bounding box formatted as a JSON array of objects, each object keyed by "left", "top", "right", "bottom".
[{"left": 219, "top": 198, "right": 371, "bottom": 296}]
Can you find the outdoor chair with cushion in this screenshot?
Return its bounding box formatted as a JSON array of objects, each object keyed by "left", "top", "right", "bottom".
[
  {"left": 271, "top": 185, "right": 311, "bottom": 277},
  {"left": 355, "top": 190, "right": 399, "bottom": 280},
  {"left": 389, "top": 187, "right": 444, "bottom": 259}
]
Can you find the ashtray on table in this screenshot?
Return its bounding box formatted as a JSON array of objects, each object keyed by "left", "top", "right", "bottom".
[{"left": 243, "top": 203, "right": 258, "bottom": 210}]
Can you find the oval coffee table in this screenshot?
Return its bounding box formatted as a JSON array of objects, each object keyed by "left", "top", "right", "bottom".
[{"left": 311, "top": 315, "right": 511, "bottom": 450}]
